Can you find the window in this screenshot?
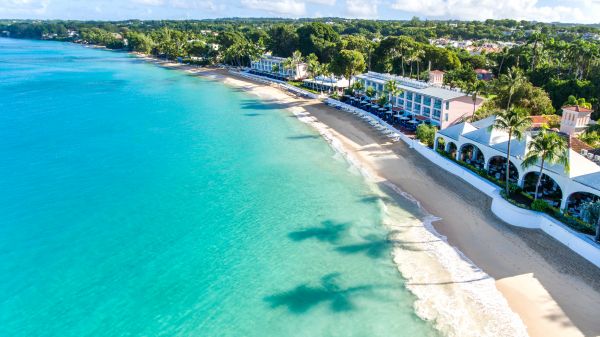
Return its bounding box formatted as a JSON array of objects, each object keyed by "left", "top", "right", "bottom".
[
  {"left": 406, "top": 92, "right": 413, "bottom": 100},
  {"left": 433, "top": 109, "right": 441, "bottom": 120},
  {"left": 434, "top": 99, "right": 442, "bottom": 109},
  {"left": 444, "top": 113, "right": 449, "bottom": 121},
  {"left": 445, "top": 101, "right": 450, "bottom": 110},
  {"left": 423, "top": 97, "right": 431, "bottom": 106},
  {"left": 415, "top": 94, "right": 422, "bottom": 103},
  {"left": 414, "top": 104, "right": 421, "bottom": 113},
  {"left": 423, "top": 107, "right": 431, "bottom": 117}
]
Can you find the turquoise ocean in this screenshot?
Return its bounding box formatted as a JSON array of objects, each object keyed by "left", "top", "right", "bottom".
[{"left": 0, "top": 38, "right": 438, "bottom": 337}]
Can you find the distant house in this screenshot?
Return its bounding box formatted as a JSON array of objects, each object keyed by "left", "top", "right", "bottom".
[
  {"left": 475, "top": 69, "right": 494, "bottom": 81},
  {"left": 560, "top": 105, "right": 594, "bottom": 136}
]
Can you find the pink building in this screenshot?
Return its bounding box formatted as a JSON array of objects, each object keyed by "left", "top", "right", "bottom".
[{"left": 355, "top": 71, "right": 484, "bottom": 129}]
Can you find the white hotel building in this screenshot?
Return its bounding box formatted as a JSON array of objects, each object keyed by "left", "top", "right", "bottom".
[
  {"left": 250, "top": 54, "right": 308, "bottom": 81},
  {"left": 354, "top": 71, "right": 484, "bottom": 129}
]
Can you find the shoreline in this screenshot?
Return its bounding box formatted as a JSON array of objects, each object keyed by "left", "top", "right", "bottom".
[{"left": 134, "top": 57, "right": 600, "bottom": 336}]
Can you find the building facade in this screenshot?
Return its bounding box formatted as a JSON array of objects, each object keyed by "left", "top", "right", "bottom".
[
  {"left": 354, "top": 71, "right": 484, "bottom": 129},
  {"left": 435, "top": 116, "right": 600, "bottom": 215},
  {"left": 560, "top": 105, "right": 593, "bottom": 136},
  {"left": 250, "top": 55, "right": 308, "bottom": 81}
]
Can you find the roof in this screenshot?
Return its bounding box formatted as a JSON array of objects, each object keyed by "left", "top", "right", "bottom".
[
  {"left": 438, "top": 121, "right": 477, "bottom": 140},
  {"left": 530, "top": 115, "right": 549, "bottom": 127},
  {"left": 355, "top": 72, "right": 467, "bottom": 101},
  {"left": 475, "top": 69, "right": 491, "bottom": 74},
  {"left": 470, "top": 115, "right": 496, "bottom": 129},
  {"left": 430, "top": 70, "right": 445, "bottom": 74},
  {"left": 569, "top": 135, "right": 593, "bottom": 154},
  {"left": 562, "top": 105, "right": 593, "bottom": 114}
]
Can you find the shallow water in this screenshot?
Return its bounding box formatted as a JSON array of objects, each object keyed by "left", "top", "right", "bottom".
[{"left": 0, "top": 38, "right": 439, "bottom": 337}]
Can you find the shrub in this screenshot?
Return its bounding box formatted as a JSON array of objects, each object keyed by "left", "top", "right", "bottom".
[
  {"left": 531, "top": 199, "right": 550, "bottom": 212},
  {"left": 416, "top": 124, "right": 437, "bottom": 148}
]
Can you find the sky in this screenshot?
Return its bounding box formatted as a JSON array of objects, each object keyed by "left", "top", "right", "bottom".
[{"left": 1, "top": 0, "right": 600, "bottom": 24}]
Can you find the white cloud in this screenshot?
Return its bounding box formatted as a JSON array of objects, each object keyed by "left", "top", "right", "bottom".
[
  {"left": 240, "top": 0, "right": 306, "bottom": 16},
  {"left": 389, "top": 0, "right": 600, "bottom": 23},
  {"left": 307, "top": 0, "right": 336, "bottom": 5},
  {"left": 170, "top": 0, "right": 217, "bottom": 10},
  {"left": 131, "top": 0, "right": 165, "bottom": 5},
  {"left": 0, "top": 0, "right": 49, "bottom": 15},
  {"left": 345, "top": 0, "right": 378, "bottom": 18}
]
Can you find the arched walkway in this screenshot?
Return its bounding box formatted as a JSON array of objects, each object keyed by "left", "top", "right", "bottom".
[
  {"left": 523, "top": 172, "right": 563, "bottom": 207},
  {"left": 487, "top": 156, "right": 519, "bottom": 183},
  {"left": 447, "top": 142, "right": 457, "bottom": 158},
  {"left": 566, "top": 192, "right": 600, "bottom": 218},
  {"left": 436, "top": 137, "right": 445, "bottom": 152},
  {"left": 459, "top": 143, "right": 485, "bottom": 170}
]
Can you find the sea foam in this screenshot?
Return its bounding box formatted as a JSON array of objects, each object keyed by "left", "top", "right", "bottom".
[{"left": 289, "top": 105, "right": 529, "bottom": 337}]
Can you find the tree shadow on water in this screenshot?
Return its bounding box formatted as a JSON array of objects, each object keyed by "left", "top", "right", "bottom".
[
  {"left": 288, "top": 220, "right": 349, "bottom": 243},
  {"left": 263, "top": 273, "right": 374, "bottom": 314},
  {"left": 336, "top": 234, "right": 432, "bottom": 258},
  {"left": 287, "top": 134, "right": 319, "bottom": 140},
  {"left": 335, "top": 234, "right": 390, "bottom": 258}
]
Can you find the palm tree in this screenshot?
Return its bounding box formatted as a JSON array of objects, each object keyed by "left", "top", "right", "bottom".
[
  {"left": 272, "top": 63, "right": 280, "bottom": 74},
  {"left": 467, "top": 80, "right": 486, "bottom": 118},
  {"left": 489, "top": 108, "right": 532, "bottom": 195},
  {"left": 384, "top": 79, "right": 402, "bottom": 113},
  {"left": 414, "top": 49, "right": 425, "bottom": 80},
  {"left": 351, "top": 79, "right": 364, "bottom": 95},
  {"left": 305, "top": 53, "right": 320, "bottom": 90},
  {"left": 498, "top": 67, "right": 525, "bottom": 111},
  {"left": 581, "top": 201, "right": 600, "bottom": 242},
  {"left": 283, "top": 50, "right": 303, "bottom": 80},
  {"left": 521, "top": 130, "right": 569, "bottom": 200}
]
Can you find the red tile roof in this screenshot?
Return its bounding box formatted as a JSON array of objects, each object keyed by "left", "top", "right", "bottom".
[
  {"left": 530, "top": 115, "right": 548, "bottom": 126},
  {"left": 475, "top": 69, "right": 491, "bottom": 74},
  {"left": 562, "top": 105, "right": 593, "bottom": 113},
  {"left": 568, "top": 135, "right": 593, "bottom": 153},
  {"left": 429, "top": 70, "right": 445, "bottom": 74}
]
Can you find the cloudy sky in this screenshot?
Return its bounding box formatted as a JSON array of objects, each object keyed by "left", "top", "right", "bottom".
[{"left": 2, "top": 0, "right": 600, "bottom": 24}]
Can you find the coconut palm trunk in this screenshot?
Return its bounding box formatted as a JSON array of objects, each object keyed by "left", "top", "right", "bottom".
[
  {"left": 596, "top": 217, "right": 600, "bottom": 242},
  {"left": 534, "top": 158, "right": 545, "bottom": 200},
  {"left": 505, "top": 129, "right": 513, "bottom": 195}
]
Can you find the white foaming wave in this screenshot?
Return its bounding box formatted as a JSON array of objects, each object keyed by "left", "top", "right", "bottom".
[{"left": 289, "top": 107, "right": 529, "bottom": 337}]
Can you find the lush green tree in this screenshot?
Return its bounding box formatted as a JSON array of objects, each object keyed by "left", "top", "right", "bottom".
[
  {"left": 489, "top": 108, "right": 532, "bottom": 194},
  {"left": 564, "top": 95, "right": 593, "bottom": 109},
  {"left": 330, "top": 49, "right": 366, "bottom": 88},
  {"left": 581, "top": 201, "right": 600, "bottom": 242},
  {"left": 267, "top": 24, "right": 299, "bottom": 57},
  {"left": 466, "top": 80, "right": 487, "bottom": 118},
  {"left": 521, "top": 130, "right": 569, "bottom": 200},
  {"left": 384, "top": 79, "right": 402, "bottom": 110},
  {"left": 126, "top": 32, "right": 154, "bottom": 54},
  {"left": 297, "top": 22, "right": 340, "bottom": 62},
  {"left": 498, "top": 67, "right": 526, "bottom": 111},
  {"left": 282, "top": 50, "right": 304, "bottom": 76},
  {"left": 416, "top": 124, "right": 437, "bottom": 148}
]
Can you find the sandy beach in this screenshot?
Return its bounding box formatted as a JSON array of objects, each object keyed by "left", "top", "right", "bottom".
[{"left": 139, "top": 58, "right": 600, "bottom": 337}]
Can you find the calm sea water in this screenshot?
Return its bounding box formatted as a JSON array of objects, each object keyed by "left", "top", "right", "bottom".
[{"left": 0, "top": 38, "right": 438, "bottom": 337}]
